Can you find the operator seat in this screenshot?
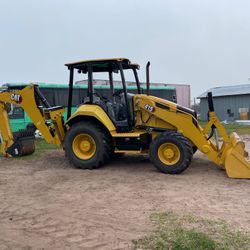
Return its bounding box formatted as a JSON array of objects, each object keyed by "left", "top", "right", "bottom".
[
  {"left": 82, "top": 95, "right": 108, "bottom": 112},
  {"left": 110, "top": 92, "right": 135, "bottom": 132}
]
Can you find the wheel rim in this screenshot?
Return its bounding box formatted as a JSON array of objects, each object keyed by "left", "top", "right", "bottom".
[
  {"left": 72, "top": 133, "right": 96, "bottom": 160},
  {"left": 158, "top": 142, "right": 180, "bottom": 165}
]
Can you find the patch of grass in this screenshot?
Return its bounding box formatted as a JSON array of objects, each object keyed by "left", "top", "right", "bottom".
[
  {"left": 33, "top": 138, "right": 58, "bottom": 155},
  {"left": 198, "top": 120, "right": 250, "bottom": 135},
  {"left": 133, "top": 210, "right": 250, "bottom": 250},
  {"left": 8, "top": 138, "right": 58, "bottom": 160},
  {"left": 223, "top": 124, "right": 250, "bottom": 135}
]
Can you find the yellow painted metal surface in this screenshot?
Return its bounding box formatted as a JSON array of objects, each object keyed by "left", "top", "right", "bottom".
[
  {"left": 44, "top": 107, "right": 66, "bottom": 145},
  {"left": 0, "top": 80, "right": 249, "bottom": 178},
  {"left": 133, "top": 94, "right": 250, "bottom": 178},
  {"left": 66, "top": 105, "right": 116, "bottom": 132},
  {"left": 0, "top": 103, "right": 14, "bottom": 156},
  {"left": 72, "top": 133, "right": 96, "bottom": 160},
  {"left": 0, "top": 84, "right": 65, "bottom": 156},
  {"left": 158, "top": 143, "right": 180, "bottom": 165},
  {"left": 111, "top": 130, "right": 147, "bottom": 137},
  {"left": 224, "top": 133, "right": 250, "bottom": 178}
]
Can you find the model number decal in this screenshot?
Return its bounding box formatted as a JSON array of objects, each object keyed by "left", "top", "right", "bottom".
[
  {"left": 144, "top": 104, "right": 154, "bottom": 112},
  {"left": 11, "top": 94, "right": 22, "bottom": 103}
]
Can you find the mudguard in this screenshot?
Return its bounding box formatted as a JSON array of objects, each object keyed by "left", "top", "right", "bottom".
[{"left": 65, "top": 104, "right": 116, "bottom": 132}]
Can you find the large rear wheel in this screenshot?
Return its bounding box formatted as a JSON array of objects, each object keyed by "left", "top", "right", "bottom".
[
  {"left": 64, "top": 121, "right": 112, "bottom": 169},
  {"left": 149, "top": 131, "right": 193, "bottom": 174}
]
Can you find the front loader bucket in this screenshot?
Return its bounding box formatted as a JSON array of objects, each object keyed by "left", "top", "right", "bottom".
[{"left": 224, "top": 132, "right": 250, "bottom": 178}]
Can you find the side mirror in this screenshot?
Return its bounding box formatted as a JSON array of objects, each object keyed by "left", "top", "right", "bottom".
[{"left": 146, "top": 61, "right": 150, "bottom": 95}]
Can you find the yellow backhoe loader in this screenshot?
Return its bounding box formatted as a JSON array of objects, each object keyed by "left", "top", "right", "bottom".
[{"left": 0, "top": 58, "right": 250, "bottom": 178}]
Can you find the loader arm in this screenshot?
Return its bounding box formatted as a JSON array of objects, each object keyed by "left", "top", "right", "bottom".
[
  {"left": 0, "top": 84, "right": 65, "bottom": 157},
  {"left": 135, "top": 94, "right": 250, "bottom": 178}
]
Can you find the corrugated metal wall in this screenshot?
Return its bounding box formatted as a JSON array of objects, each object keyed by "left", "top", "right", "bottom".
[
  {"left": 76, "top": 80, "right": 191, "bottom": 108},
  {"left": 151, "top": 83, "right": 191, "bottom": 108},
  {"left": 200, "top": 94, "right": 250, "bottom": 121},
  {"left": 172, "top": 85, "right": 190, "bottom": 108},
  {"left": 40, "top": 87, "right": 176, "bottom": 107}
]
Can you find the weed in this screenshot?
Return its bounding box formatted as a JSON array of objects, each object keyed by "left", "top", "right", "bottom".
[{"left": 133, "top": 210, "right": 250, "bottom": 250}]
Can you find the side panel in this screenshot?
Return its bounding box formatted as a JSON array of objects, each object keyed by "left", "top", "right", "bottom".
[{"left": 65, "top": 104, "right": 116, "bottom": 132}]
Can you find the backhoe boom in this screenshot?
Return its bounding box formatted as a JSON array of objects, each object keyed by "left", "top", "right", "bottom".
[{"left": 0, "top": 84, "right": 65, "bottom": 156}]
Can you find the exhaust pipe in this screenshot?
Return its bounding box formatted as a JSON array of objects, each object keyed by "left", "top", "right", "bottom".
[
  {"left": 207, "top": 92, "right": 214, "bottom": 112},
  {"left": 146, "top": 61, "right": 150, "bottom": 96}
]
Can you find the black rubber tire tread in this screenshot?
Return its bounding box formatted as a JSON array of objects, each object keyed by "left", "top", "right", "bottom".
[
  {"left": 149, "top": 131, "right": 193, "bottom": 174},
  {"left": 64, "top": 121, "right": 112, "bottom": 169}
]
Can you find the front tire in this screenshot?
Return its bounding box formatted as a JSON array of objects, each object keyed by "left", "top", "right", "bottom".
[
  {"left": 149, "top": 131, "right": 193, "bottom": 174},
  {"left": 64, "top": 121, "right": 112, "bottom": 169}
]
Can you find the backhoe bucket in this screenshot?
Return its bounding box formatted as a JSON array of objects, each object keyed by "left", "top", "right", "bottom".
[
  {"left": 6, "top": 130, "right": 35, "bottom": 157},
  {"left": 224, "top": 132, "right": 250, "bottom": 178}
]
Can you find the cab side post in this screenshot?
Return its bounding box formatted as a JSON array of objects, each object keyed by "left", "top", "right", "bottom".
[{"left": 67, "top": 67, "right": 74, "bottom": 119}]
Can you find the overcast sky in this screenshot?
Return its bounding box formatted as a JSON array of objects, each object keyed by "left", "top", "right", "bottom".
[{"left": 1, "top": 0, "right": 250, "bottom": 99}]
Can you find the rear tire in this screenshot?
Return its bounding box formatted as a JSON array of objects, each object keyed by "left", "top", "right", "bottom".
[
  {"left": 149, "top": 131, "right": 193, "bottom": 174},
  {"left": 64, "top": 121, "right": 112, "bottom": 169}
]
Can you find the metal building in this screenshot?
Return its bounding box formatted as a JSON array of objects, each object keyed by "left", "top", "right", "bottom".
[
  {"left": 198, "top": 84, "right": 250, "bottom": 121},
  {"left": 75, "top": 79, "right": 191, "bottom": 107},
  {"left": 161, "top": 83, "right": 190, "bottom": 107}
]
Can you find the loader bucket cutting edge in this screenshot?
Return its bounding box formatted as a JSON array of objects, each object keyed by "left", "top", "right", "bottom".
[{"left": 224, "top": 132, "right": 250, "bottom": 178}]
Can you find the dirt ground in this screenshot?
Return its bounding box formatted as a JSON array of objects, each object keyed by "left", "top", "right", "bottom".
[{"left": 0, "top": 141, "right": 250, "bottom": 250}]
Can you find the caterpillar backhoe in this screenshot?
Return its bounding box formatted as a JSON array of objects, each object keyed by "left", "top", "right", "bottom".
[{"left": 0, "top": 58, "right": 250, "bottom": 178}]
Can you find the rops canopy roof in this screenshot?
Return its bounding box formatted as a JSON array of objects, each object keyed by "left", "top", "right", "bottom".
[{"left": 65, "top": 58, "right": 139, "bottom": 73}]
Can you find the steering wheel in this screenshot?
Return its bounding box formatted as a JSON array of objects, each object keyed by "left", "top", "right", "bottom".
[{"left": 112, "top": 89, "right": 123, "bottom": 97}]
